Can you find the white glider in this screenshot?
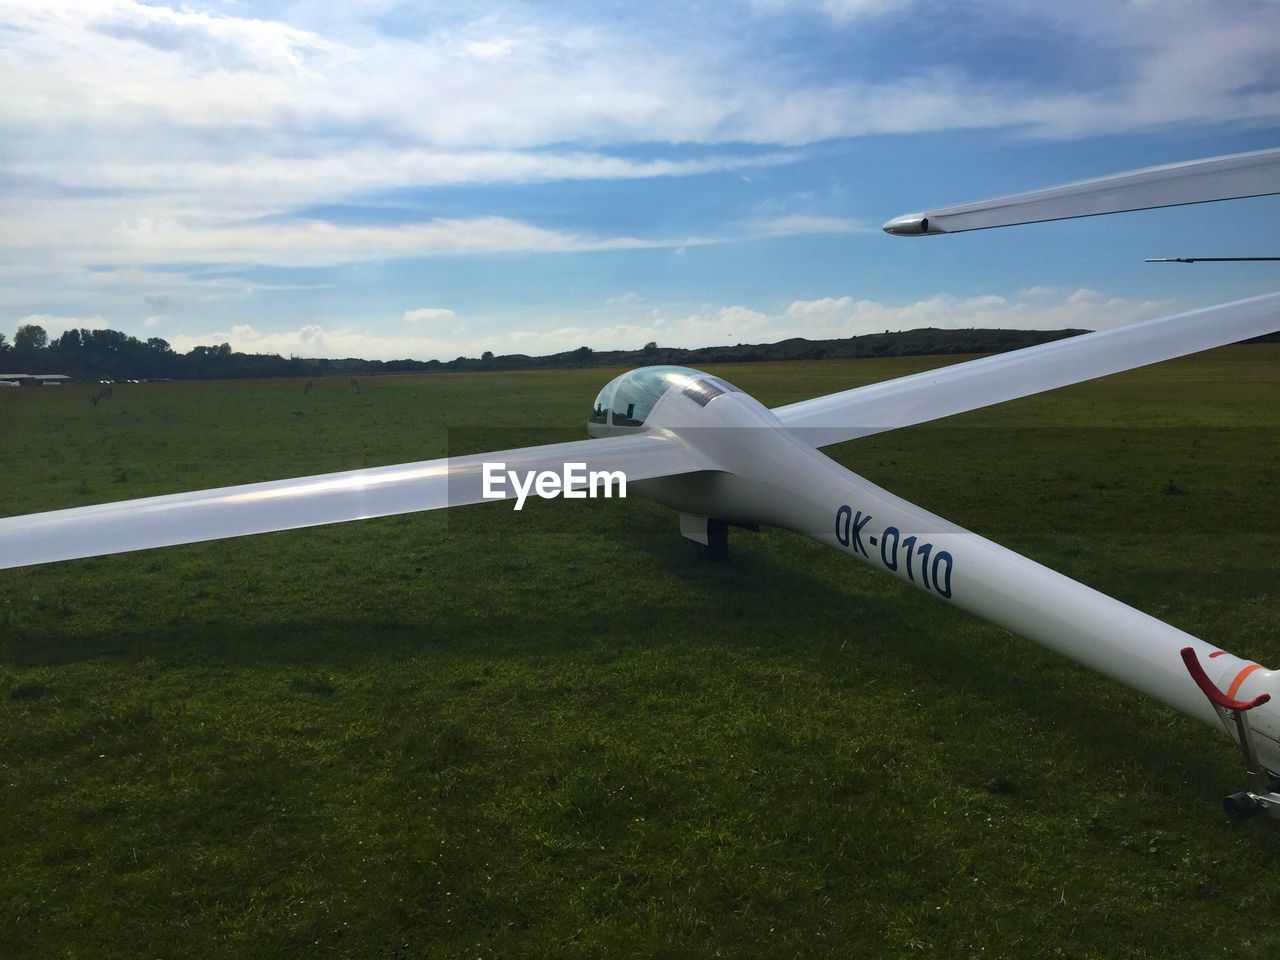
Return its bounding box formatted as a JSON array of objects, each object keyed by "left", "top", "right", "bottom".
[{"left": 4, "top": 150, "right": 1280, "bottom": 819}]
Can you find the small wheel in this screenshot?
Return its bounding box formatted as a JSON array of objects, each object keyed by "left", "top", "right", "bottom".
[{"left": 1223, "top": 792, "right": 1260, "bottom": 821}]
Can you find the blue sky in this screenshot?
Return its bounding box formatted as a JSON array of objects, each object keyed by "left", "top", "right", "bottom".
[{"left": 2, "top": 0, "right": 1278, "bottom": 359}]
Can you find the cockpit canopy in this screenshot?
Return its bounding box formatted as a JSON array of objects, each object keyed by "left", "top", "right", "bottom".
[{"left": 588, "top": 366, "right": 740, "bottom": 435}]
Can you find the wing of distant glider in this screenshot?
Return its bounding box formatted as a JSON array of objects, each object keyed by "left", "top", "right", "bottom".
[
  {"left": 772, "top": 291, "right": 1280, "bottom": 448},
  {"left": 0, "top": 432, "right": 712, "bottom": 570},
  {"left": 882, "top": 147, "right": 1280, "bottom": 236}
]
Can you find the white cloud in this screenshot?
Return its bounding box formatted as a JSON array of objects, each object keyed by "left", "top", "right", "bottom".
[
  {"left": 4, "top": 1, "right": 1276, "bottom": 193},
  {"left": 750, "top": 0, "right": 918, "bottom": 24},
  {"left": 0, "top": 206, "right": 710, "bottom": 268},
  {"left": 166, "top": 322, "right": 460, "bottom": 361},
  {"left": 404, "top": 307, "right": 457, "bottom": 324},
  {"left": 821, "top": 0, "right": 914, "bottom": 20},
  {"left": 0, "top": 197, "right": 862, "bottom": 271},
  {"left": 1, "top": 0, "right": 1276, "bottom": 306},
  {"left": 5, "top": 148, "right": 795, "bottom": 213},
  {"left": 12, "top": 313, "right": 112, "bottom": 340},
  {"left": 751, "top": 215, "right": 866, "bottom": 236},
  {"left": 0, "top": 263, "right": 329, "bottom": 312},
  {"left": 18, "top": 3, "right": 1276, "bottom": 146},
  {"left": 464, "top": 37, "right": 517, "bottom": 60}
]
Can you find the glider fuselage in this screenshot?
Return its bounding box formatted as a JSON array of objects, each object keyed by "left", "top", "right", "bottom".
[{"left": 600, "top": 370, "right": 1280, "bottom": 775}]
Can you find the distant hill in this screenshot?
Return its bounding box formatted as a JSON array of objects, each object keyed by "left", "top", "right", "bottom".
[
  {"left": 6, "top": 322, "right": 1274, "bottom": 383},
  {"left": 434, "top": 327, "right": 1091, "bottom": 375}
]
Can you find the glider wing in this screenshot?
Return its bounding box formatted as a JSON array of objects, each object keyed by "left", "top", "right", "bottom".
[
  {"left": 0, "top": 431, "right": 710, "bottom": 570},
  {"left": 883, "top": 147, "right": 1280, "bottom": 236},
  {"left": 772, "top": 291, "right": 1280, "bottom": 448}
]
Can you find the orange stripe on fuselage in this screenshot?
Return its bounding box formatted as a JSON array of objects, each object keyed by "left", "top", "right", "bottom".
[{"left": 1227, "top": 664, "right": 1264, "bottom": 700}]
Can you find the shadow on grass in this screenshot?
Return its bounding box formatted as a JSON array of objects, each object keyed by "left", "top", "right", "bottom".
[{"left": 5, "top": 525, "right": 1234, "bottom": 805}]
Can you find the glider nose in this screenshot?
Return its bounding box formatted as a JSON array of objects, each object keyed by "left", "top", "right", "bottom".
[{"left": 882, "top": 214, "right": 945, "bottom": 236}]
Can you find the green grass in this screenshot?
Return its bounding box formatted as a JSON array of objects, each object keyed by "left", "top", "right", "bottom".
[{"left": 2, "top": 350, "right": 1279, "bottom": 959}]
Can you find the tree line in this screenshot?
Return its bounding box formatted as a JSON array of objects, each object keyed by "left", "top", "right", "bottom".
[
  {"left": 0, "top": 324, "right": 314, "bottom": 381},
  {"left": 4, "top": 319, "right": 1275, "bottom": 383}
]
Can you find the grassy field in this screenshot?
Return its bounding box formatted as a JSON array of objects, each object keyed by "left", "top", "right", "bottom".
[{"left": 2, "top": 349, "right": 1279, "bottom": 959}]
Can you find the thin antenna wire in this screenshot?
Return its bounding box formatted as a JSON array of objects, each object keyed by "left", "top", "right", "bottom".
[{"left": 1146, "top": 257, "right": 1280, "bottom": 263}]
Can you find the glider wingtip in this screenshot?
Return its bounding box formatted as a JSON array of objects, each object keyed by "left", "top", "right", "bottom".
[{"left": 882, "top": 214, "right": 947, "bottom": 237}]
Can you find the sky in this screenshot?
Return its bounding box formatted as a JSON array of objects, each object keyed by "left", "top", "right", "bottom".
[{"left": 2, "top": 0, "right": 1279, "bottom": 361}]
